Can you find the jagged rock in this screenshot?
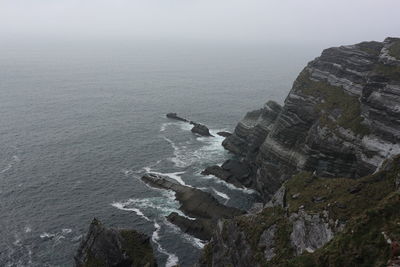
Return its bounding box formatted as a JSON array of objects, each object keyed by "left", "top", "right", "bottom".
[
  {"left": 190, "top": 122, "right": 213, "bottom": 137},
  {"left": 258, "top": 224, "right": 277, "bottom": 261},
  {"left": 74, "top": 218, "right": 157, "bottom": 267},
  {"left": 216, "top": 131, "right": 232, "bottom": 137},
  {"left": 166, "top": 113, "right": 188, "bottom": 122},
  {"left": 264, "top": 185, "right": 286, "bottom": 208},
  {"left": 289, "top": 210, "right": 334, "bottom": 255},
  {"left": 201, "top": 165, "right": 231, "bottom": 181}
]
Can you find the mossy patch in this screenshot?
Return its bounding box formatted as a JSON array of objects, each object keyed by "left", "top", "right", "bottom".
[
  {"left": 295, "top": 70, "right": 370, "bottom": 136},
  {"left": 285, "top": 166, "right": 398, "bottom": 224},
  {"left": 389, "top": 40, "right": 400, "bottom": 60}
]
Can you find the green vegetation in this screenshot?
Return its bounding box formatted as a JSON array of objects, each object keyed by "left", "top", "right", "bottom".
[
  {"left": 205, "top": 156, "right": 400, "bottom": 266},
  {"left": 389, "top": 40, "right": 400, "bottom": 60},
  {"left": 295, "top": 70, "right": 370, "bottom": 136}
]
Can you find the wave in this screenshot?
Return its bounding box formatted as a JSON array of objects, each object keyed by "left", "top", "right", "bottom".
[
  {"left": 163, "top": 137, "right": 194, "bottom": 168},
  {"left": 201, "top": 174, "right": 257, "bottom": 195},
  {"left": 112, "top": 193, "right": 195, "bottom": 220},
  {"left": 0, "top": 155, "right": 20, "bottom": 174},
  {"left": 143, "top": 167, "right": 187, "bottom": 186},
  {"left": 111, "top": 201, "right": 151, "bottom": 221},
  {"left": 211, "top": 187, "right": 230, "bottom": 200},
  {"left": 151, "top": 221, "right": 179, "bottom": 267}
]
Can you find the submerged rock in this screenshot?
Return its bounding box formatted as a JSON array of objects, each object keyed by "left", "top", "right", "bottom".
[{"left": 74, "top": 218, "right": 157, "bottom": 267}]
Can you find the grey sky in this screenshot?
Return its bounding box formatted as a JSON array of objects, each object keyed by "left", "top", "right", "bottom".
[{"left": 1, "top": 0, "right": 399, "bottom": 45}]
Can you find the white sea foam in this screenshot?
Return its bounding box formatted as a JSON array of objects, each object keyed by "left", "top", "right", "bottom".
[
  {"left": 202, "top": 174, "right": 257, "bottom": 195},
  {"left": 163, "top": 219, "right": 205, "bottom": 249},
  {"left": 163, "top": 137, "right": 194, "bottom": 168},
  {"left": 112, "top": 194, "right": 195, "bottom": 220},
  {"left": 111, "top": 202, "right": 151, "bottom": 221},
  {"left": 62, "top": 228, "right": 72, "bottom": 235},
  {"left": 211, "top": 187, "right": 230, "bottom": 200},
  {"left": 151, "top": 221, "right": 179, "bottom": 267},
  {"left": 143, "top": 167, "right": 187, "bottom": 186},
  {"left": 24, "top": 226, "right": 32, "bottom": 233},
  {"left": 40, "top": 232, "right": 55, "bottom": 239}
]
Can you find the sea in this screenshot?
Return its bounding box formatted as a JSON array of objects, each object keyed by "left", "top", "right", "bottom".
[{"left": 0, "top": 40, "right": 321, "bottom": 266}]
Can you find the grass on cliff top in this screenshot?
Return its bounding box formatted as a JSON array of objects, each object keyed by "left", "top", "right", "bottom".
[
  {"left": 389, "top": 40, "right": 400, "bottom": 60},
  {"left": 295, "top": 70, "right": 370, "bottom": 136},
  {"left": 285, "top": 164, "right": 399, "bottom": 223}
]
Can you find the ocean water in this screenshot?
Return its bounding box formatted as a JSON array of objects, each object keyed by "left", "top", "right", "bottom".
[{"left": 0, "top": 41, "right": 320, "bottom": 266}]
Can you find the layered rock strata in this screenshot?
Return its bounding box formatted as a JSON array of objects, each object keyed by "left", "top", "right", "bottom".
[{"left": 219, "top": 37, "right": 400, "bottom": 200}]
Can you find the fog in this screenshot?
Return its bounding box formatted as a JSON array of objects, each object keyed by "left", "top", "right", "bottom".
[{"left": 1, "top": 0, "right": 400, "bottom": 45}]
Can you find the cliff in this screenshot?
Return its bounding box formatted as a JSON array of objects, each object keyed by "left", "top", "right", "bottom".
[
  {"left": 199, "top": 37, "right": 400, "bottom": 267},
  {"left": 221, "top": 37, "right": 400, "bottom": 201}
]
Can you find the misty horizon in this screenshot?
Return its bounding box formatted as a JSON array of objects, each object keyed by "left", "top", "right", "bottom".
[{"left": 1, "top": 0, "right": 400, "bottom": 47}]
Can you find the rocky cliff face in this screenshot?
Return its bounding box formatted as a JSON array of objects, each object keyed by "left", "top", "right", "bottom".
[
  {"left": 222, "top": 37, "right": 400, "bottom": 201},
  {"left": 75, "top": 218, "right": 157, "bottom": 267}
]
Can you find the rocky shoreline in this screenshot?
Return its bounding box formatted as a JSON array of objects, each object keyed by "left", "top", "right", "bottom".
[{"left": 76, "top": 37, "right": 400, "bottom": 266}]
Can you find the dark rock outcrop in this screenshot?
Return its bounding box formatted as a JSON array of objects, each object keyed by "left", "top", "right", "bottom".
[
  {"left": 166, "top": 112, "right": 188, "bottom": 122},
  {"left": 75, "top": 218, "right": 157, "bottom": 267},
  {"left": 141, "top": 173, "right": 243, "bottom": 239},
  {"left": 190, "top": 122, "right": 213, "bottom": 137},
  {"left": 216, "top": 131, "right": 232, "bottom": 137}
]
